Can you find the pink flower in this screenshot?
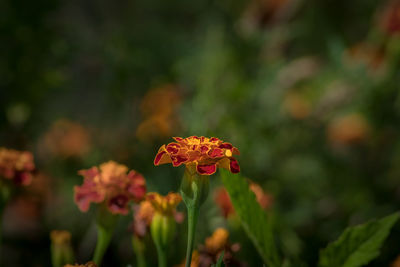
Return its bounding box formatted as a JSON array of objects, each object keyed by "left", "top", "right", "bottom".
[{"left": 74, "top": 161, "right": 146, "bottom": 215}]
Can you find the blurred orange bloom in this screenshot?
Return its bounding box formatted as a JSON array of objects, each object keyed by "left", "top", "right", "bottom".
[
  {"left": 344, "top": 43, "right": 386, "bottom": 73},
  {"left": 146, "top": 192, "right": 182, "bottom": 216},
  {"left": 132, "top": 193, "right": 183, "bottom": 238},
  {"left": 154, "top": 136, "right": 240, "bottom": 175},
  {"left": 41, "top": 119, "right": 91, "bottom": 158},
  {"left": 391, "top": 254, "right": 400, "bottom": 267},
  {"left": 74, "top": 161, "right": 146, "bottom": 215},
  {"left": 136, "top": 84, "right": 181, "bottom": 142},
  {"left": 0, "top": 147, "right": 35, "bottom": 186},
  {"left": 205, "top": 228, "right": 229, "bottom": 254},
  {"left": 176, "top": 228, "right": 242, "bottom": 267},
  {"left": 283, "top": 92, "right": 311, "bottom": 120},
  {"left": 64, "top": 262, "right": 97, "bottom": 267},
  {"left": 327, "top": 113, "right": 369, "bottom": 146},
  {"left": 215, "top": 182, "right": 273, "bottom": 218}
]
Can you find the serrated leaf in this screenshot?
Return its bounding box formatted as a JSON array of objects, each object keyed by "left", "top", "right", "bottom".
[
  {"left": 318, "top": 212, "right": 399, "bottom": 267},
  {"left": 220, "top": 170, "right": 281, "bottom": 267}
]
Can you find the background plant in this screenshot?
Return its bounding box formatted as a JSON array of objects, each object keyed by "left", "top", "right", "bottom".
[{"left": 1, "top": 0, "right": 400, "bottom": 266}]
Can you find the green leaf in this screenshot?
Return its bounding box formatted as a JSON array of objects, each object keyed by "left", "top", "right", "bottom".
[
  {"left": 212, "top": 251, "right": 225, "bottom": 267},
  {"left": 318, "top": 212, "right": 399, "bottom": 267},
  {"left": 220, "top": 170, "right": 281, "bottom": 267}
]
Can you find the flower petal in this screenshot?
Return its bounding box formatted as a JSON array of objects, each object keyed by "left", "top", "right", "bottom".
[
  {"left": 154, "top": 150, "right": 172, "bottom": 165},
  {"left": 166, "top": 143, "right": 181, "bottom": 154},
  {"left": 108, "top": 194, "right": 130, "bottom": 215},
  {"left": 197, "top": 164, "right": 217, "bottom": 175},
  {"left": 229, "top": 158, "right": 240, "bottom": 173},
  {"left": 219, "top": 143, "right": 233, "bottom": 149},
  {"left": 208, "top": 148, "right": 224, "bottom": 158},
  {"left": 172, "top": 154, "right": 189, "bottom": 166}
]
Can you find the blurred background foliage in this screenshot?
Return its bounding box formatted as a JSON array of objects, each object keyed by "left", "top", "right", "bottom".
[{"left": 1, "top": 0, "right": 400, "bottom": 266}]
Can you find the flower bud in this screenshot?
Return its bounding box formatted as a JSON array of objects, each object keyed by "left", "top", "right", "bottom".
[
  {"left": 150, "top": 213, "right": 176, "bottom": 249},
  {"left": 50, "top": 230, "right": 75, "bottom": 267}
]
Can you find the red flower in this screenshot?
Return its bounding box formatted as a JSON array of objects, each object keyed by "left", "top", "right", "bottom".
[
  {"left": 154, "top": 136, "right": 240, "bottom": 175},
  {"left": 74, "top": 161, "right": 146, "bottom": 215},
  {"left": 0, "top": 148, "right": 35, "bottom": 186}
]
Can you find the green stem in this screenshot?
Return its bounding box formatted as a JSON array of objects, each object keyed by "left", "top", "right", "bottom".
[
  {"left": 180, "top": 166, "right": 209, "bottom": 267},
  {"left": 132, "top": 236, "right": 146, "bottom": 267},
  {"left": 93, "top": 224, "right": 114, "bottom": 265},
  {"left": 155, "top": 242, "right": 167, "bottom": 267},
  {"left": 184, "top": 205, "right": 199, "bottom": 267}
]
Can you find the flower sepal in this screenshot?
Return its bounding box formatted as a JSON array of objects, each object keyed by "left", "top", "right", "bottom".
[
  {"left": 93, "top": 204, "right": 119, "bottom": 265},
  {"left": 150, "top": 213, "right": 176, "bottom": 250},
  {"left": 180, "top": 165, "right": 209, "bottom": 209}
]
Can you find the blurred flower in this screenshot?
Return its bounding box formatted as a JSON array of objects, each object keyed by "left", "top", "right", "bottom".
[
  {"left": 283, "top": 92, "right": 311, "bottom": 119},
  {"left": 240, "top": 0, "right": 294, "bottom": 31},
  {"left": 146, "top": 192, "right": 182, "bottom": 216},
  {"left": 327, "top": 113, "right": 370, "bottom": 146},
  {"left": 40, "top": 119, "right": 91, "bottom": 158},
  {"left": 74, "top": 161, "right": 146, "bottom": 215},
  {"left": 277, "top": 57, "right": 320, "bottom": 89},
  {"left": 132, "top": 193, "right": 183, "bottom": 239},
  {"left": 0, "top": 147, "right": 35, "bottom": 186},
  {"left": 51, "top": 230, "right": 75, "bottom": 267},
  {"left": 64, "top": 262, "right": 97, "bottom": 267},
  {"left": 204, "top": 228, "right": 230, "bottom": 254},
  {"left": 50, "top": 230, "right": 71, "bottom": 246},
  {"left": 136, "top": 84, "right": 181, "bottom": 142},
  {"left": 391, "top": 254, "right": 400, "bottom": 267},
  {"left": 154, "top": 136, "right": 240, "bottom": 175},
  {"left": 215, "top": 182, "right": 273, "bottom": 218},
  {"left": 176, "top": 228, "right": 242, "bottom": 267},
  {"left": 343, "top": 43, "right": 386, "bottom": 73},
  {"left": 379, "top": 0, "right": 400, "bottom": 36}
]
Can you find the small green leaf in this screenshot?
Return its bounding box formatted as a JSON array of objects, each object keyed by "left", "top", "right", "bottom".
[
  {"left": 220, "top": 170, "right": 281, "bottom": 267},
  {"left": 211, "top": 251, "right": 225, "bottom": 267},
  {"left": 318, "top": 212, "right": 399, "bottom": 267}
]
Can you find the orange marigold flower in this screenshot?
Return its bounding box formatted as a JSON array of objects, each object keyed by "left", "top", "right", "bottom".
[
  {"left": 175, "top": 250, "right": 200, "bottom": 267},
  {"left": 176, "top": 228, "right": 242, "bottom": 267},
  {"left": 154, "top": 136, "right": 240, "bottom": 175},
  {"left": 74, "top": 161, "right": 146, "bottom": 215},
  {"left": 146, "top": 192, "right": 182, "bottom": 216},
  {"left": 205, "top": 228, "right": 229, "bottom": 254},
  {"left": 0, "top": 147, "right": 35, "bottom": 186},
  {"left": 132, "top": 193, "right": 183, "bottom": 238}
]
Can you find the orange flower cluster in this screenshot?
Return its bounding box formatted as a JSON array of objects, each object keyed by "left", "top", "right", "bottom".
[
  {"left": 0, "top": 148, "right": 35, "bottom": 186},
  {"left": 74, "top": 161, "right": 146, "bottom": 215},
  {"left": 41, "top": 119, "right": 91, "bottom": 158},
  {"left": 146, "top": 192, "right": 182, "bottom": 216},
  {"left": 136, "top": 84, "right": 181, "bottom": 142},
  {"left": 132, "top": 192, "right": 183, "bottom": 238},
  {"left": 154, "top": 136, "right": 240, "bottom": 175},
  {"left": 214, "top": 182, "right": 273, "bottom": 218},
  {"left": 327, "top": 113, "right": 369, "bottom": 146},
  {"left": 176, "top": 228, "right": 242, "bottom": 267}
]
